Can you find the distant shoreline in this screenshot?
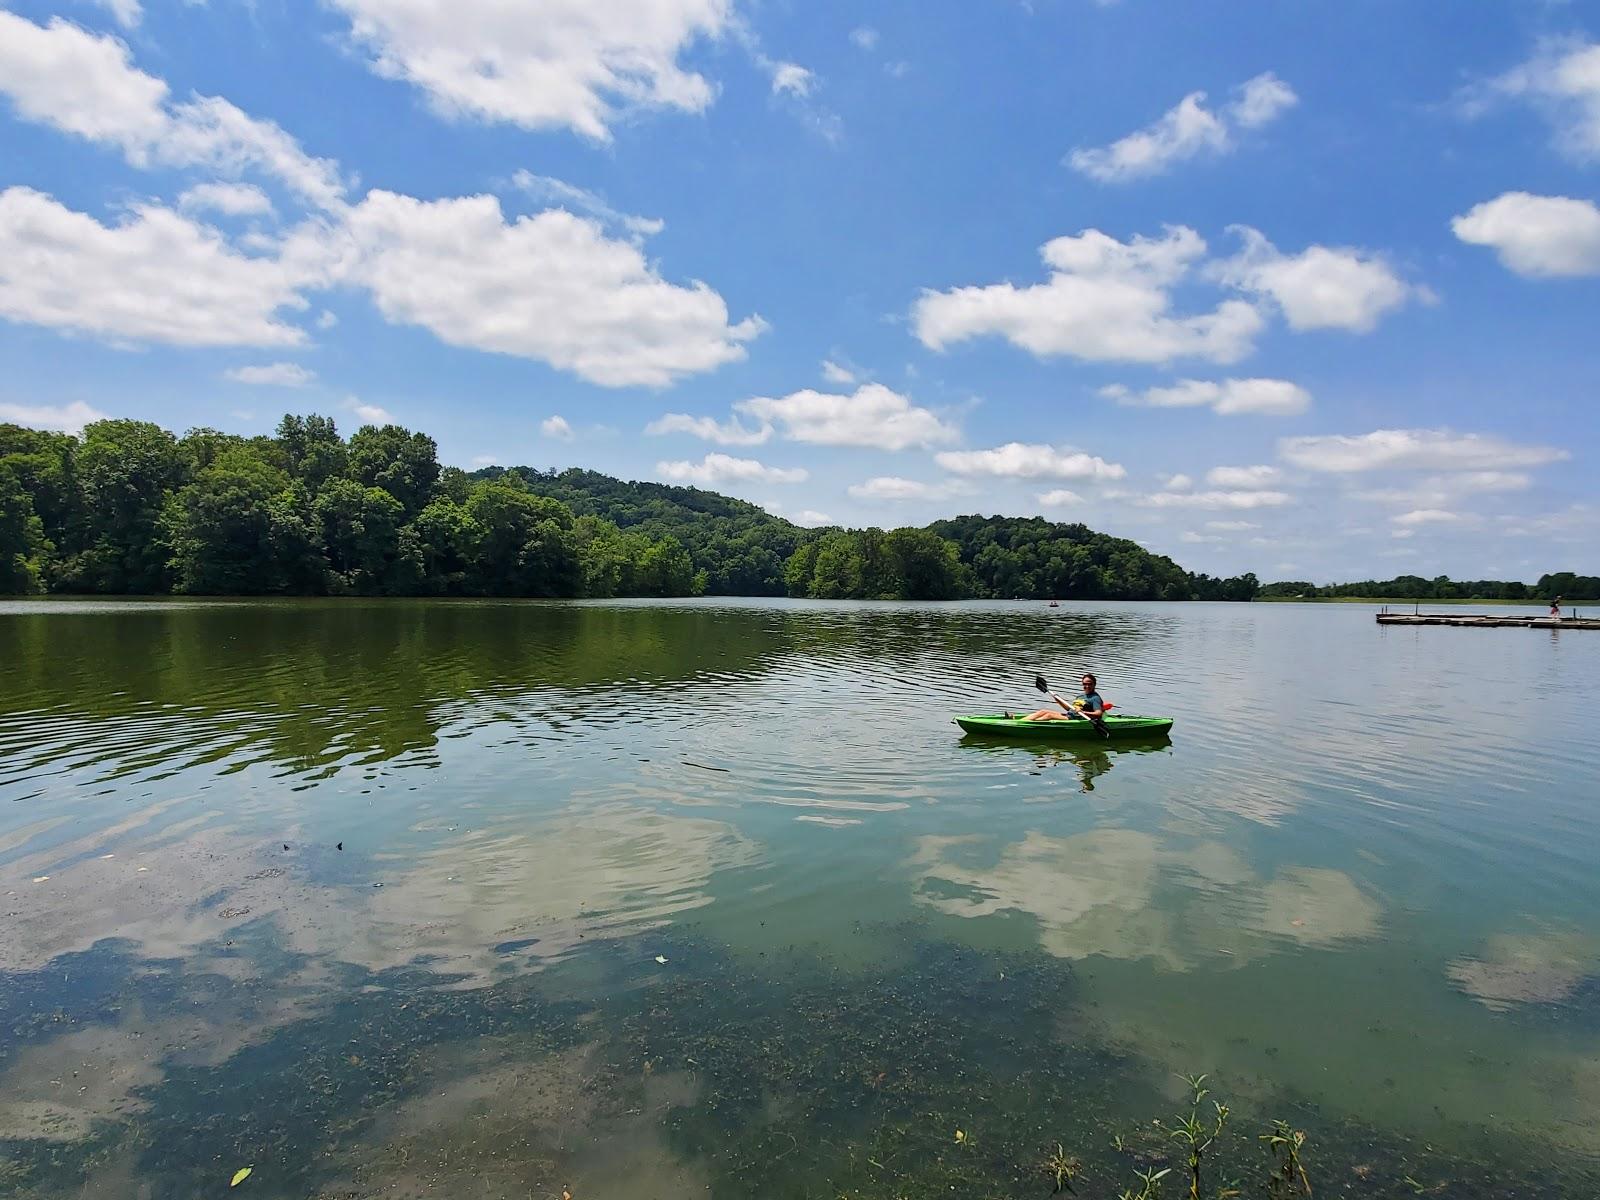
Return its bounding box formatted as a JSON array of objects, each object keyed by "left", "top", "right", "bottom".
[{"left": 1254, "top": 596, "right": 1580, "bottom": 606}]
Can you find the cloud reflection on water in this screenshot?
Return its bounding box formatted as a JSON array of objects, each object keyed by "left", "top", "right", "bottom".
[{"left": 910, "top": 828, "right": 1382, "bottom": 970}]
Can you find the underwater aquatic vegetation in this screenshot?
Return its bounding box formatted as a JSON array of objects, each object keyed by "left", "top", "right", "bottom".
[
  {"left": 1043, "top": 1142, "right": 1080, "bottom": 1194},
  {"left": 1119, "top": 1165, "right": 1171, "bottom": 1200},
  {"left": 1262, "top": 1120, "right": 1311, "bottom": 1198},
  {"left": 1157, "top": 1073, "right": 1229, "bottom": 1200}
]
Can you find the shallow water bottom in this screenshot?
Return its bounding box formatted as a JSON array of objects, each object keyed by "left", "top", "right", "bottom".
[{"left": 4, "top": 922, "right": 1598, "bottom": 1200}]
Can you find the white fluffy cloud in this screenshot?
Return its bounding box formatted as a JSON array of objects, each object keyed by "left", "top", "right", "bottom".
[
  {"left": 1452, "top": 192, "right": 1600, "bottom": 278},
  {"left": 1068, "top": 72, "right": 1296, "bottom": 183},
  {"left": 1280, "top": 429, "right": 1568, "bottom": 473},
  {"left": 179, "top": 183, "right": 276, "bottom": 217},
  {"left": 915, "top": 226, "right": 1262, "bottom": 364},
  {"left": 0, "top": 400, "right": 109, "bottom": 433},
  {"left": 1101, "top": 377, "right": 1310, "bottom": 415},
  {"left": 329, "top": 0, "right": 730, "bottom": 141},
  {"left": 0, "top": 13, "right": 345, "bottom": 210},
  {"left": 0, "top": 11, "right": 759, "bottom": 383},
  {"left": 1069, "top": 93, "right": 1226, "bottom": 182},
  {"left": 541, "top": 415, "right": 574, "bottom": 440},
  {"left": 510, "top": 170, "right": 663, "bottom": 238},
  {"left": 935, "top": 442, "right": 1126, "bottom": 481},
  {"left": 1136, "top": 489, "right": 1292, "bottom": 510},
  {"left": 0, "top": 188, "right": 312, "bottom": 347},
  {"left": 1392, "top": 508, "right": 1468, "bottom": 527},
  {"left": 1037, "top": 488, "right": 1085, "bottom": 507},
  {"left": 0, "top": 146, "right": 756, "bottom": 382},
  {"left": 1230, "top": 72, "right": 1299, "bottom": 128},
  {"left": 1206, "top": 465, "right": 1283, "bottom": 488},
  {"left": 648, "top": 386, "right": 951, "bottom": 451},
  {"left": 340, "top": 191, "right": 765, "bottom": 387},
  {"left": 93, "top": 0, "right": 143, "bottom": 30},
  {"left": 770, "top": 62, "right": 814, "bottom": 97},
  {"left": 848, "top": 476, "right": 971, "bottom": 501},
  {"left": 1354, "top": 472, "right": 1533, "bottom": 508},
  {"left": 224, "top": 362, "right": 316, "bottom": 387},
  {"left": 645, "top": 413, "right": 771, "bottom": 445},
  {"left": 156, "top": 97, "right": 347, "bottom": 211},
  {"left": 1490, "top": 38, "right": 1600, "bottom": 163},
  {"left": 821, "top": 359, "right": 856, "bottom": 385},
  {"left": 657, "top": 453, "right": 807, "bottom": 485},
  {"left": 0, "top": 12, "right": 166, "bottom": 144},
  {"left": 1448, "top": 471, "right": 1534, "bottom": 493},
  {"left": 348, "top": 399, "right": 393, "bottom": 423},
  {"left": 736, "top": 383, "right": 957, "bottom": 450},
  {"left": 1210, "top": 227, "right": 1415, "bottom": 332}
]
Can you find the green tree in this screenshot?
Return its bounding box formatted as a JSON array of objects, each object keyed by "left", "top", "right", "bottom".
[
  {"left": 635, "top": 536, "right": 701, "bottom": 597},
  {"left": 461, "top": 481, "right": 580, "bottom": 596},
  {"left": 435, "top": 465, "right": 473, "bottom": 505},
  {"left": 56, "top": 419, "right": 183, "bottom": 593},
  {"left": 573, "top": 515, "right": 639, "bottom": 598},
  {"left": 0, "top": 425, "right": 79, "bottom": 560},
  {"left": 807, "top": 531, "right": 865, "bottom": 598},
  {"left": 0, "top": 458, "right": 48, "bottom": 593},
  {"left": 317, "top": 477, "right": 407, "bottom": 594},
  {"left": 882, "top": 527, "right": 966, "bottom": 599},
  {"left": 264, "top": 483, "right": 328, "bottom": 593},
  {"left": 163, "top": 448, "right": 293, "bottom": 593},
  {"left": 410, "top": 497, "right": 476, "bottom": 594},
  {"left": 276, "top": 414, "right": 347, "bottom": 492},
  {"left": 783, "top": 541, "right": 817, "bottom": 597},
  {"left": 178, "top": 427, "right": 250, "bottom": 474},
  {"left": 347, "top": 424, "right": 440, "bottom": 519}
]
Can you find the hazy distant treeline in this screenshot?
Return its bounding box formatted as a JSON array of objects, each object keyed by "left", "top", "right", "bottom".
[{"left": 1259, "top": 574, "right": 1595, "bottom": 601}]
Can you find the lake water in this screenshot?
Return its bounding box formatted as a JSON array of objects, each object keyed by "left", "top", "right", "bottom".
[{"left": 2, "top": 597, "right": 1599, "bottom": 1198}]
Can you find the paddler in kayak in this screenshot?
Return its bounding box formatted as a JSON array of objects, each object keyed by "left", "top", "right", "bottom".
[{"left": 1011, "top": 673, "right": 1105, "bottom": 723}]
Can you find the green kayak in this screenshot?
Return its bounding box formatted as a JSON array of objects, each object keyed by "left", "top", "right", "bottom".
[{"left": 954, "top": 714, "right": 1174, "bottom": 739}]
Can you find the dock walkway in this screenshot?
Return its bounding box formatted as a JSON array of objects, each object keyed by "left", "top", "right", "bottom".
[{"left": 1376, "top": 611, "right": 1600, "bottom": 630}]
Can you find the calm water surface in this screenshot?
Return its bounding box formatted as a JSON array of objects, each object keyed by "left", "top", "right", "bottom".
[{"left": 2, "top": 598, "right": 1599, "bottom": 1197}]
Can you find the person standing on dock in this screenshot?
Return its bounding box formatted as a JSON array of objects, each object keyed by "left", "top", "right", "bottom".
[{"left": 1551, "top": 596, "right": 1563, "bottom": 621}]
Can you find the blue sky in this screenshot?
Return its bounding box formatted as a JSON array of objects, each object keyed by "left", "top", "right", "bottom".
[{"left": 1, "top": 0, "right": 1597, "bottom": 582}]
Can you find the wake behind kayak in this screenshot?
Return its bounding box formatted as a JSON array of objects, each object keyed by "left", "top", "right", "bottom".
[{"left": 954, "top": 714, "right": 1174, "bottom": 738}]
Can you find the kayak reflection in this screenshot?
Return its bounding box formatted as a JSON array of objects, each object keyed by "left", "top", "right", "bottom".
[{"left": 957, "top": 733, "right": 1172, "bottom": 791}]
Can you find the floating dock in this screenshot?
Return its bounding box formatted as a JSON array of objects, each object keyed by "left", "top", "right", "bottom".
[{"left": 1376, "top": 611, "right": 1600, "bottom": 630}]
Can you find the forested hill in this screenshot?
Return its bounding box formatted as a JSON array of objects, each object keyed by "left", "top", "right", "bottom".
[
  {"left": 471, "top": 467, "right": 1259, "bottom": 600},
  {"left": 1, "top": 413, "right": 1258, "bottom": 600},
  {"left": 928, "top": 515, "right": 1257, "bottom": 602},
  {"left": 476, "top": 466, "right": 803, "bottom": 595}
]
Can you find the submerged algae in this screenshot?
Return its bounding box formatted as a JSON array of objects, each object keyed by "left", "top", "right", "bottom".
[{"left": 2, "top": 927, "right": 1598, "bottom": 1199}]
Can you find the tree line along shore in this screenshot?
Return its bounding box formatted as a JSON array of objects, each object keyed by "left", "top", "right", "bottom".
[{"left": 0, "top": 416, "right": 1587, "bottom": 602}]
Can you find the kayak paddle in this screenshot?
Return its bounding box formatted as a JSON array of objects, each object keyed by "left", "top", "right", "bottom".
[{"left": 1035, "top": 675, "right": 1109, "bottom": 738}]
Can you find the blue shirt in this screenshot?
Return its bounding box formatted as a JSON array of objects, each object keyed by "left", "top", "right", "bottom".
[{"left": 1079, "top": 691, "right": 1104, "bottom": 714}]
